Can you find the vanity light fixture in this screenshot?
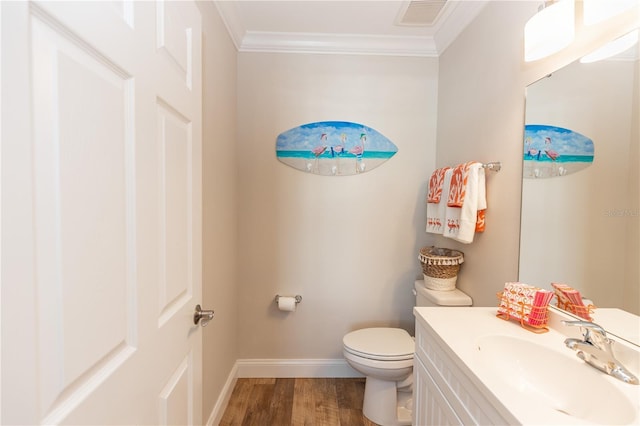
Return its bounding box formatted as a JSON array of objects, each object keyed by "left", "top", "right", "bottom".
[
  {"left": 524, "top": 0, "right": 576, "bottom": 62},
  {"left": 580, "top": 29, "right": 639, "bottom": 62},
  {"left": 583, "top": 0, "right": 639, "bottom": 26}
]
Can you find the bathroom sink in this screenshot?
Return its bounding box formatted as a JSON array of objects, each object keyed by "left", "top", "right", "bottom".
[{"left": 475, "top": 335, "right": 636, "bottom": 425}]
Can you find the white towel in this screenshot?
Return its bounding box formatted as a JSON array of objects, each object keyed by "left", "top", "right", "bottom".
[
  {"left": 444, "top": 162, "right": 486, "bottom": 243},
  {"left": 426, "top": 168, "right": 452, "bottom": 235}
]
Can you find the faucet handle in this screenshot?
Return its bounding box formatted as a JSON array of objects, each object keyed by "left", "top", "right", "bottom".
[
  {"left": 562, "top": 320, "right": 608, "bottom": 343},
  {"left": 562, "top": 320, "right": 606, "bottom": 333}
]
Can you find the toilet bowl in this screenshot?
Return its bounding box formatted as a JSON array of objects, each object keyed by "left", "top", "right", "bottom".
[
  {"left": 342, "top": 280, "right": 472, "bottom": 426},
  {"left": 343, "top": 327, "right": 414, "bottom": 426}
]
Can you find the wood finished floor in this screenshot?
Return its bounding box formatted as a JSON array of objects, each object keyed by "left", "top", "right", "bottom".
[{"left": 219, "top": 378, "right": 380, "bottom": 426}]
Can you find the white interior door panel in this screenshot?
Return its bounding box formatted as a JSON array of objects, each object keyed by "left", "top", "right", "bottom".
[{"left": 1, "top": 1, "right": 202, "bottom": 424}]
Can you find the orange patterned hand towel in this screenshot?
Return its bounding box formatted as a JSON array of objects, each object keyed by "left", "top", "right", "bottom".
[
  {"left": 447, "top": 162, "right": 474, "bottom": 208},
  {"left": 426, "top": 168, "right": 453, "bottom": 235},
  {"left": 443, "top": 162, "right": 486, "bottom": 243},
  {"left": 427, "top": 167, "right": 451, "bottom": 203}
]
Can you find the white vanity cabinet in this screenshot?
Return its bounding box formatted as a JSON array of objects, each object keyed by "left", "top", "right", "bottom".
[
  {"left": 413, "top": 307, "right": 640, "bottom": 425},
  {"left": 413, "top": 356, "right": 461, "bottom": 425},
  {"left": 413, "top": 309, "right": 515, "bottom": 426}
]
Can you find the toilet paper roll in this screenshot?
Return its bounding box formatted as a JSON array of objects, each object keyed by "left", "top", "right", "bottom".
[{"left": 277, "top": 296, "right": 297, "bottom": 312}]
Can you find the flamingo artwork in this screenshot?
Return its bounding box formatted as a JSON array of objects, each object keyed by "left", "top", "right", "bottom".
[
  {"left": 524, "top": 137, "right": 538, "bottom": 158},
  {"left": 523, "top": 124, "right": 594, "bottom": 179},
  {"left": 543, "top": 137, "right": 560, "bottom": 161},
  {"left": 542, "top": 136, "right": 562, "bottom": 177},
  {"left": 312, "top": 144, "right": 327, "bottom": 156},
  {"left": 329, "top": 133, "right": 347, "bottom": 175},
  {"left": 275, "top": 121, "right": 399, "bottom": 176},
  {"left": 334, "top": 133, "right": 346, "bottom": 155},
  {"left": 545, "top": 149, "right": 559, "bottom": 161},
  {"left": 311, "top": 133, "right": 328, "bottom": 173},
  {"left": 349, "top": 133, "right": 366, "bottom": 173}
]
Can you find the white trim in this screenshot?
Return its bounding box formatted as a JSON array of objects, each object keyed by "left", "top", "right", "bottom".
[
  {"left": 212, "top": 0, "right": 489, "bottom": 57},
  {"left": 212, "top": 0, "right": 243, "bottom": 50},
  {"left": 240, "top": 31, "right": 437, "bottom": 57},
  {"left": 432, "top": 0, "right": 488, "bottom": 54},
  {"left": 236, "top": 358, "right": 362, "bottom": 378},
  {"left": 205, "top": 362, "right": 238, "bottom": 426}
]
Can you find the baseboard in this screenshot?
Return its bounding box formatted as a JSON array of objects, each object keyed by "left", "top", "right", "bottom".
[
  {"left": 206, "top": 362, "right": 238, "bottom": 426},
  {"left": 206, "top": 358, "right": 361, "bottom": 424},
  {"left": 236, "top": 358, "right": 362, "bottom": 378}
]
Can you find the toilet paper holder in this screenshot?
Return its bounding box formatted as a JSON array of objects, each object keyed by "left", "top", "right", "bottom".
[{"left": 274, "top": 294, "right": 302, "bottom": 304}]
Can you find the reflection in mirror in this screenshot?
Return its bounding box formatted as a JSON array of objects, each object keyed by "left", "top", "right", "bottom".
[
  {"left": 523, "top": 124, "right": 594, "bottom": 179},
  {"left": 520, "top": 33, "right": 639, "bottom": 343}
]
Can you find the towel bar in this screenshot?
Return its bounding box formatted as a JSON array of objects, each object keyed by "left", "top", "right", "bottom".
[{"left": 482, "top": 162, "right": 501, "bottom": 172}]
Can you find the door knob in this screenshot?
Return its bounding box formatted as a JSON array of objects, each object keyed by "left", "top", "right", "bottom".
[{"left": 194, "top": 304, "right": 214, "bottom": 327}]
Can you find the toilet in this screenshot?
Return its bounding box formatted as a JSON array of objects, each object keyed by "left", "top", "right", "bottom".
[{"left": 342, "top": 280, "right": 472, "bottom": 426}]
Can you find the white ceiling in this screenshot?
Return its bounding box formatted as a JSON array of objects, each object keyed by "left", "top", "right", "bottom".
[{"left": 214, "top": 1, "right": 489, "bottom": 56}]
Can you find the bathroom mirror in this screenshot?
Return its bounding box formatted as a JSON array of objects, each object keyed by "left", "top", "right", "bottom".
[{"left": 519, "top": 33, "right": 639, "bottom": 343}]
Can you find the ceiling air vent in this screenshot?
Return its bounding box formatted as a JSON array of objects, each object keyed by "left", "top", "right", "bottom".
[{"left": 396, "top": 0, "right": 448, "bottom": 26}]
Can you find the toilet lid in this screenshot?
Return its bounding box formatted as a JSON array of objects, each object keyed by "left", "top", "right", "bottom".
[{"left": 343, "top": 328, "right": 414, "bottom": 361}]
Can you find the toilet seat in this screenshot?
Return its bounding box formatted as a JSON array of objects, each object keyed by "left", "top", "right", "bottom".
[{"left": 343, "top": 328, "right": 414, "bottom": 361}]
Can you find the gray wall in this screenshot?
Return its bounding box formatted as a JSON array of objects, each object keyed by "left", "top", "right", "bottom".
[
  {"left": 432, "top": 1, "right": 537, "bottom": 307},
  {"left": 236, "top": 53, "right": 438, "bottom": 358}
]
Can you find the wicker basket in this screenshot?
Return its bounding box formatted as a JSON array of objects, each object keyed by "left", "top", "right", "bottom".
[{"left": 419, "top": 247, "right": 464, "bottom": 291}]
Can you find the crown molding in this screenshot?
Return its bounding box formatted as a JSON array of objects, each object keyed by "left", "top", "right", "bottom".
[
  {"left": 241, "top": 31, "right": 438, "bottom": 57},
  {"left": 432, "top": 1, "right": 489, "bottom": 54},
  {"left": 213, "top": 0, "right": 488, "bottom": 57},
  {"left": 213, "top": 0, "right": 244, "bottom": 50}
]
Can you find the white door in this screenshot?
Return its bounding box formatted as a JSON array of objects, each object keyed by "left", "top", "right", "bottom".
[{"left": 1, "top": 1, "right": 203, "bottom": 424}]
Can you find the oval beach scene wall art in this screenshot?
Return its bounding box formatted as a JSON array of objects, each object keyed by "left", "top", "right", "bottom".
[
  {"left": 524, "top": 124, "right": 594, "bottom": 179},
  {"left": 276, "top": 121, "right": 398, "bottom": 176}
]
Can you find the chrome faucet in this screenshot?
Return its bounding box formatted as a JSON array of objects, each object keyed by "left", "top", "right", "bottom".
[{"left": 563, "top": 320, "right": 638, "bottom": 385}]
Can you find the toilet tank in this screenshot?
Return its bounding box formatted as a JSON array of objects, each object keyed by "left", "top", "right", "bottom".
[{"left": 414, "top": 280, "right": 472, "bottom": 307}]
